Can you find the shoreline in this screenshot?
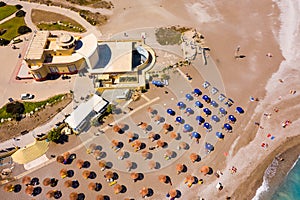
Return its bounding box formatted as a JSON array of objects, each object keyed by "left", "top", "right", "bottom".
[{"left": 232, "top": 134, "right": 300, "bottom": 199}]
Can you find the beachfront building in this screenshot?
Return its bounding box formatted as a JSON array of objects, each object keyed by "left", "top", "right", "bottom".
[{"left": 23, "top": 31, "right": 155, "bottom": 90}]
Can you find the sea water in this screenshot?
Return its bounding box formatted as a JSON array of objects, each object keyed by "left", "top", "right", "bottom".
[{"left": 271, "top": 158, "right": 300, "bottom": 200}]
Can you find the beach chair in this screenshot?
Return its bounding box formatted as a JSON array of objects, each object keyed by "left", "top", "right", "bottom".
[
  {"left": 202, "top": 81, "right": 210, "bottom": 89},
  {"left": 218, "top": 94, "right": 226, "bottom": 102},
  {"left": 109, "top": 180, "right": 117, "bottom": 186},
  {"left": 211, "top": 87, "right": 218, "bottom": 95}
]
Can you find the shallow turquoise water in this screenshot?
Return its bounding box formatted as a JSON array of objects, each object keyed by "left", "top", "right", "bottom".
[{"left": 271, "top": 158, "right": 300, "bottom": 200}]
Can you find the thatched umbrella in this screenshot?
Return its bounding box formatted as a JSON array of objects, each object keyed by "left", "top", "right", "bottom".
[
  {"left": 200, "top": 166, "right": 210, "bottom": 175},
  {"left": 60, "top": 168, "right": 68, "bottom": 178},
  {"left": 63, "top": 152, "right": 70, "bottom": 160},
  {"left": 88, "top": 182, "right": 96, "bottom": 191},
  {"left": 190, "top": 153, "right": 199, "bottom": 163},
  {"left": 158, "top": 175, "right": 167, "bottom": 183},
  {"left": 113, "top": 184, "right": 122, "bottom": 194},
  {"left": 82, "top": 170, "right": 91, "bottom": 179},
  {"left": 98, "top": 160, "right": 106, "bottom": 171},
  {"left": 43, "top": 178, "right": 51, "bottom": 186},
  {"left": 113, "top": 125, "right": 121, "bottom": 133},
  {"left": 179, "top": 142, "right": 188, "bottom": 150},
  {"left": 63, "top": 180, "right": 72, "bottom": 188},
  {"left": 130, "top": 172, "right": 139, "bottom": 181},
  {"left": 56, "top": 156, "right": 64, "bottom": 163},
  {"left": 3, "top": 184, "right": 14, "bottom": 192},
  {"left": 148, "top": 161, "right": 156, "bottom": 169},
  {"left": 104, "top": 171, "right": 114, "bottom": 180},
  {"left": 25, "top": 185, "right": 34, "bottom": 195},
  {"left": 125, "top": 160, "right": 133, "bottom": 171},
  {"left": 170, "top": 132, "right": 178, "bottom": 139},
  {"left": 169, "top": 189, "right": 177, "bottom": 198},
  {"left": 140, "top": 187, "right": 149, "bottom": 198},
  {"left": 46, "top": 190, "right": 55, "bottom": 198},
  {"left": 176, "top": 163, "right": 184, "bottom": 174},
  {"left": 69, "top": 192, "right": 78, "bottom": 200},
  {"left": 156, "top": 140, "right": 165, "bottom": 148},
  {"left": 76, "top": 159, "right": 84, "bottom": 169},
  {"left": 94, "top": 150, "right": 101, "bottom": 160},
  {"left": 140, "top": 122, "right": 148, "bottom": 130},
  {"left": 141, "top": 150, "right": 150, "bottom": 159},
  {"left": 148, "top": 132, "right": 156, "bottom": 141},
  {"left": 22, "top": 176, "right": 31, "bottom": 185}
]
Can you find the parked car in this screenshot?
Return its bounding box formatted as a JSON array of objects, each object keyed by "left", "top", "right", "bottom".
[
  {"left": 8, "top": 97, "right": 14, "bottom": 102},
  {"left": 20, "top": 93, "right": 34, "bottom": 100}
]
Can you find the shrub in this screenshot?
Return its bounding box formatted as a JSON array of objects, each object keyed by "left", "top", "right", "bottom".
[
  {"left": 0, "top": 29, "right": 7, "bottom": 36},
  {"left": 17, "top": 25, "right": 32, "bottom": 34},
  {"left": 6, "top": 101, "right": 25, "bottom": 115},
  {"left": 15, "top": 4, "right": 23, "bottom": 10},
  {"left": 15, "top": 10, "right": 26, "bottom": 17},
  {"left": 0, "top": 38, "right": 10, "bottom": 46},
  {"left": 47, "top": 128, "right": 61, "bottom": 142},
  {"left": 0, "top": 1, "right": 6, "bottom": 7}
]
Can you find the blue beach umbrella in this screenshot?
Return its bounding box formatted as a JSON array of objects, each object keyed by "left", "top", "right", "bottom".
[
  {"left": 186, "top": 107, "right": 193, "bottom": 114},
  {"left": 196, "top": 116, "right": 205, "bottom": 124},
  {"left": 194, "top": 88, "right": 202, "bottom": 96},
  {"left": 202, "top": 95, "right": 211, "bottom": 103},
  {"left": 177, "top": 101, "right": 185, "bottom": 108},
  {"left": 176, "top": 116, "right": 183, "bottom": 123},
  {"left": 184, "top": 124, "right": 191, "bottom": 131},
  {"left": 203, "top": 108, "right": 212, "bottom": 116},
  {"left": 195, "top": 101, "right": 203, "bottom": 108},
  {"left": 186, "top": 94, "right": 193, "bottom": 101},
  {"left": 211, "top": 115, "right": 220, "bottom": 122},
  {"left": 205, "top": 143, "right": 214, "bottom": 151},
  {"left": 219, "top": 107, "right": 227, "bottom": 115},
  {"left": 192, "top": 132, "right": 201, "bottom": 139},
  {"left": 167, "top": 108, "right": 175, "bottom": 116},
  {"left": 236, "top": 107, "right": 244, "bottom": 114},
  {"left": 203, "top": 122, "right": 211, "bottom": 130},
  {"left": 223, "top": 123, "right": 232, "bottom": 131},
  {"left": 216, "top": 132, "right": 224, "bottom": 139},
  {"left": 210, "top": 100, "right": 218, "bottom": 108},
  {"left": 228, "top": 115, "right": 237, "bottom": 122}
]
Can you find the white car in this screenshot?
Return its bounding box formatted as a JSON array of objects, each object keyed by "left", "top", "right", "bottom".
[{"left": 21, "top": 93, "right": 34, "bottom": 100}]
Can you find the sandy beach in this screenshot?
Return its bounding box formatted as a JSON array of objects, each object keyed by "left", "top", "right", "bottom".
[{"left": 0, "top": 0, "right": 299, "bottom": 199}]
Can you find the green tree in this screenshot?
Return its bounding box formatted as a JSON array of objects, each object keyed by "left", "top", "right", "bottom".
[{"left": 47, "top": 128, "right": 61, "bottom": 142}]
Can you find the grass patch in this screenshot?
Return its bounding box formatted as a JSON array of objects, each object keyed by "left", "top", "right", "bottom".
[
  {"left": 155, "top": 26, "right": 191, "bottom": 46},
  {"left": 0, "top": 16, "right": 25, "bottom": 40},
  {"left": 0, "top": 94, "right": 66, "bottom": 119},
  {"left": 31, "top": 9, "right": 86, "bottom": 32},
  {"left": 0, "top": 5, "right": 17, "bottom": 21}
]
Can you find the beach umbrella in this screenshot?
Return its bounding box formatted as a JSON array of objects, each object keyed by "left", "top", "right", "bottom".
[
  {"left": 167, "top": 108, "right": 175, "bottom": 115},
  {"left": 203, "top": 108, "right": 212, "bottom": 115},
  {"left": 216, "top": 132, "right": 224, "bottom": 139},
  {"left": 202, "top": 95, "right": 211, "bottom": 103},
  {"left": 140, "top": 122, "right": 148, "bottom": 130},
  {"left": 111, "top": 140, "right": 119, "bottom": 147},
  {"left": 169, "top": 189, "right": 177, "bottom": 198},
  {"left": 125, "top": 161, "right": 133, "bottom": 170},
  {"left": 140, "top": 187, "right": 149, "bottom": 197},
  {"left": 94, "top": 150, "right": 101, "bottom": 160},
  {"left": 104, "top": 171, "right": 113, "bottom": 180},
  {"left": 194, "top": 88, "right": 202, "bottom": 95},
  {"left": 219, "top": 107, "right": 227, "bottom": 115},
  {"left": 69, "top": 192, "right": 78, "bottom": 200},
  {"left": 177, "top": 101, "right": 185, "bottom": 109},
  {"left": 223, "top": 123, "right": 232, "bottom": 131},
  {"left": 88, "top": 143, "right": 97, "bottom": 151},
  {"left": 98, "top": 160, "right": 106, "bottom": 170},
  {"left": 163, "top": 123, "right": 170, "bottom": 131},
  {"left": 96, "top": 195, "right": 105, "bottom": 200},
  {"left": 203, "top": 122, "right": 211, "bottom": 130},
  {"left": 211, "top": 115, "right": 220, "bottom": 122},
  {"left": 200, "top": 166, "right": 210, "bottom": 175},
  {"left": 165, "top": 150, "right": 173, "bottom": 158},
  {"left": 210, "top": 100, "right": 218, "bottom": 107},
  {"left": 228, "top": 115, "right": 237, "bottom": 123},
  {"left": 63, "top": 152, "right": 70, "bottom": 160},
  {"left": 190, "top": 153, "right": 199, "bottom": 162},
  {"left": 130, "top": 172, "right": 139, "bottom": 181},
  {"left": 154, "top": 115, "right": 161, "bottom": 122},
  {"left": 179, "top": 142, "right": 188, "bottom": 150},
  {"left": 176, "top": 164, "right": 184, "bottom": 174},
  {"left": 64, "top": 180, "right": 72, "bottom": 188},
  {"left": 183, "top": 124, "right": 191, "bottom": 131},
  {"left": 82, "top": 170, "right": 91, "bottom": 179},
  {"left": 118, "top": 151, "right": 125, "bottom": 160},
  {"left": 192, "top": 132, "right": 201, "bottom": 139},
  {"left": 236, "top": 106, "right": 244, "bottom": 114},
  {"left": 147, "top": 107, "right": 153, "bottom": 113},
  {"left": 141, "top": 150, "right": 150, "bottom": 159},
  {"left": 114, "top": 184, "right": 122, "bottom": 194},
  {"left": 196, "top": 116, "right": 205, "bottom": 124},
  {"left": 195, "top": 101, "right": 203, "bottom": 108},
  {"left": 185, "top": 174, "right": 195, "bottom": 185},
  {"left": 156, "top": 140, "right": 165, "bottom": 148},
  {"left": 60, "top": 168, "right": 68, "bottom": 178},
  {"left": 22, "top": 176, "right": 31, "bottom": 185},
  {"left": 43, "top": 178, "right": 51, "bottom": 186},
  {"left": 158, "top": 175, "right": 167, "bottom": 183},
  {"left": 76, "top": 159, "right": 84, "bottom": 169},
  {"left": 205, "top": 143, "right": 214, "bottom": 151},
  {"left": 148, "top": 132, "right": 156, "bottom": 141},
  {"left": 186, "top": 93, "right": 193, "bottom": 101},
  {"left": 56, "top": 156, "right": 64, "bottom": 163},
  {"left": 46, "top": 190, "right": 55, "bottom": 198},
  {"left": 170, "top": 132, "right": 178, "bottom": 139},
  {"left": 113, "top": 125, "right": 121, "bottom": 133},
  {"left": 148, "top": 161, "right": 156, "bottom": 169},
  {"left": 132, "top": 140, "right": 142, "bottom": 149},
  {"left": 88, "top": 182, "right": 96, "bottom": 191},
  {"left": 25, "top": 185, "right": 34, "bottom": 195},
  {"left": 186, "top": 107, "right": 193, "bottom": 114},
  {"left": 175, "top": 116, "right": 183, "bottom": 123},
  {"left": 4, "top": 184, "right": 14, "bottom": 192}
]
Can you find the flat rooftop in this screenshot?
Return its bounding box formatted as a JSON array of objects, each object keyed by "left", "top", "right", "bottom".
[{"left": 24, "top": 31, "right": 49, "bottom": 60}]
